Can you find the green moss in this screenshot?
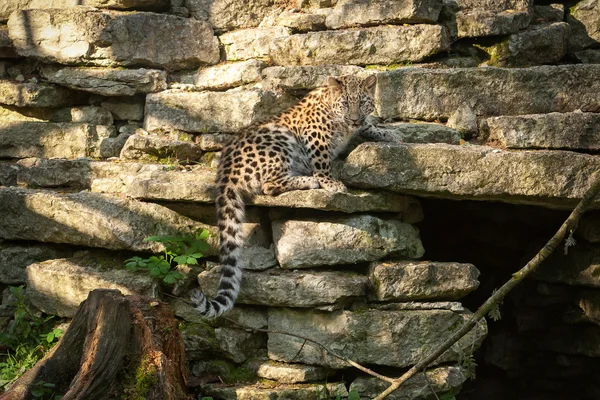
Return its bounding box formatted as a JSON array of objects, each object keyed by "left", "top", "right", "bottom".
[
  {"left": 121, "top": 356, "right": 158, "bottom": 400},
  {"left": 202, "top": 360, "right": 257, "bottom": 384}
]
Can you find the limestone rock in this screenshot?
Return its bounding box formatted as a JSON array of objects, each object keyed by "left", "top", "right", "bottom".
[
  {"left": 119, "top": 134, "right": 203, "bottom": 163},
  {"left": 350, "top": 365, "right": 466, "bottom": 400},
  {"left": 326, "top": 0, "right": 443, "bottom": 29},
  {"left": 532, "top": 4, "right": 564, "bottom": 24},
  {"left": 267, "top": 308, "right": 487, "bottom": 368},
  {"left": 257, "top": 361, "right": 332, "bottom": 383},
  {"left": 8, "top": 9, "right": 219, "bottom": 69},
  {"left": 26, "top": 250, "right": 159, "bottom": 317},
  {"left": 273, "top": 215, "right": 424, "bottom": 269},
  {"left": 457, "top": 9, "right": 531, "bottom": 38},
  {"left": 270, "top": 25, "right": 449, "bottom": 66},
  {"left": 0, "top": 187, "right": 217, "bottom": 253},
  {"left": 261, "top": 65, "right": 366, "bottom": 91},
  {"left": 101, "top": 96, "right": 145, "bottom": 120},
  {"left": 198, "top": 268, "right": 368, "bottom": 307},
  {"left": 567, "top": 0, "right": 600, "bottom": 52},
  {"left": 447, "top": 104, "right": 478, "bottom": 138},
  {"left": 221, "top": 27, "right": 290, "bottom": 61},
  {"left": 274, "top": 11, "right": 326, "bottom": 32},
  {"left": 68, "top": 106, "right": 114, "bottom": 125},
  {"left": 0, "top": 104, "right": 113, "bottom": 125},
  {"left": 0, "top": 122, "right": 116, "bottom": 159},
  {"left": 40, "top": 65, "right": 167, "bottom": 96},
  {"left": 341, "top": 143, "right": 600, "bottom": 209},
  {"left": 369, "top": 260, "right": 480, "bottom": 302},
  {"left": 144, "top": 88, "right": 298, "bottom": 133},
  {"left": 186, "top": 0, "right": 277, "bottom": 32},
  {"left": 0, "top": 79, "right": 80, "bottom": 108},
  {"left": 0, "top": 243, "right": 73, "bottom": 285},
  {"left": 172, "top": 60, "right": 266, "bottom": 91},
  {"left": 478, "top": 22, "right": 570, "bottom": 67},
  {"left": 215, "top": 327, "right": 267, "bottom": 363},
  {"left": 373, "top": 122, "right": 461, "bottom": 144},
  {"left": 0, "top": 0, "right": 169, "bottom": 22},
  {"left": 200, "top": 382, "right": 348, "bottom": 400},
  {"left": 535, "top": 243, "right": 600, "bottom": 288},
  {"left": 375, "top": 65, "right": 600, "bottom": 120},
  {"left": 483, "top": 112, "right": 600, "bottom": 151}
]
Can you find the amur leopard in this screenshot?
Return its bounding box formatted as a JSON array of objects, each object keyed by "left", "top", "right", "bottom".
[{"left": 190, "top": 74, "right": 395, "bottom": 318}]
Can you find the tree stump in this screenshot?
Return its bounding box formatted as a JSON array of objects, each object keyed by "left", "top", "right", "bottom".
[{"left": 0, "top": 289, "right": 189, "bottom": 400}]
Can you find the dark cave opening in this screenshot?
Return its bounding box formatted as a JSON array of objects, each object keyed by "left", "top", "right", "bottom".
[{"left": 416, "top": 197, "right": 599, "bottom": 400}]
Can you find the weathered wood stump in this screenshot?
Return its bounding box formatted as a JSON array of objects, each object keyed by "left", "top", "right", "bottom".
[{"left": 0, "top": 289, "right": 189, "bottom": 400}]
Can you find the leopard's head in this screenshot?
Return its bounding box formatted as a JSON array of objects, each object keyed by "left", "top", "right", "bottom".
[{"left": 327, "top": 75, "right": 377, "bottom": 130}]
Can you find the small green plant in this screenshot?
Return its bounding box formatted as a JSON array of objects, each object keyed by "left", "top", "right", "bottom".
[
  {"left": 30, "top": 381, "right": 62, "bottom": 399},
  {"left": 125, "top": 230, "right": 210, "bottom": 285},
  {"left": 0, "top": 286, "right": 63, "bottom": 391}
]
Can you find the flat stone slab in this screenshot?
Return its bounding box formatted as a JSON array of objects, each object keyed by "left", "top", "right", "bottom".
[
  {"left": 198, "top": 268, "right": 368, "bottom": 307},
  {"left": 119, "top": 134, "right": 203, "bottom": 163},
  {"left": 257, "top": 361, "right": 333, "bottom": 384},
  {"left": 172, "top": 60, "right": 266, "bottom": 91},
  {"left": 26, "top": 250, "right": 159, "bottom": 317},
  {"left": 143, "top": 88, "right": 297, "bottom": 133},
  {"left": 477, "top": 22, "right": 569, "bottom": 67},
  {"left": 0, "top": 187, "right": 217, "bottom": 253},
  {"left": 350, "top": 365, "right": 465, "bottom": 400},
  {"left": 482, "top": 112, "right": 600, "bottom": 151},
  {"left": 326, "top": 0, "right": 443, "bottom": 29},
  {"left": 372, "top": 122, "right": 461, "bottom": 144},
  {"left": 1, "top": 0, "right": 168, "bottom": 22},
  {"left": 341, "top": 142, "right": 600, "bottom": 209},
  {"left": 273, "top": 215, "right": 424, "bottom": 269},
  {"left": 0, "top": 243, "right": 73, "bottom": 285},
  {"left": 39, "top": 65, "right": 167, "bottom": 96},
  {"left": 457, "top": 9, "right": 531, "bottom": 38},
  {"left": 0, "top": 80, "right": 80, "bottom": 108},
  {"left": 200, "top": 382, "right": 348, "bottom": 400},
  {"left": 221, "top": 27, "right": 290, "bottom": 61},
  {"left": 0, "top": 122, "right": 116, "bottom": 159},
  {"left": 186, "top": 0, "right": 276, "bottom": 32},
  {"left": 261, "top": 65, "right": 367, "bottom": 91},
  {"left": 8, "top": 9, "right": 219, "bottom": 69},
  {"left": 267, "top": 308, "right": 487, "bottom": 368},
  {"left": 376, "top": 65, "right": 600, "bottom": 120},
  {"left": 369, "top": 260, "right": 480, "bottom": 301},
  {"left": 270, "top": 25, "right": 449, "bottom": 66}
]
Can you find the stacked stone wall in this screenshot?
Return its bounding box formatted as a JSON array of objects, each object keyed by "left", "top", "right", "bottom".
[{"left": 0, "top": 0, "right": 599, "bottom": 399}]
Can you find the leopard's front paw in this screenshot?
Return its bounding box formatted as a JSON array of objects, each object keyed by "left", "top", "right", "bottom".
[{"left": 318, "top": 178, "right": 347, "bottom": 193}]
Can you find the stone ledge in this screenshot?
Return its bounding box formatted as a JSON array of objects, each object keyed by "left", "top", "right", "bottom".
[
  {"left": 482, "top": 112, "right": 600, "bottom": 151},
  {"left": 200, "top": 382, "right": 348, "bottom": 400},
  {"left": 326, "top": 0, "right": 443, "bottom": 29},
  {"left": 40, "top": 65, "right": 167, "bottom": 97},
  {"left": 267, "top": 308, "right": 487, "bottom": 368},
  {"left": 26, "top": 250, "right": 159, "bottom": 317},
  {"left": 8, "top": 9, "right": 219, "bottom": 69},
  {"left": 341, "top": 143, "right": 600, "bottom": 209},
  {"left": 198, "top": 268, "right": 368, "bottom": 308},
  {"left": 270, "top": 25, "right": 449, "bottom": 66},
  {"left": 376, "top": 65, "right": 600, "bottom": 120},
  {"left": 0, "top": 243, "right": 73, "bottom": 285},
  {"left": 0, "top": 79, "right": 82, "bottom": 108},
  {"left": 0, "top": 187, "right": 217, "bottom": 253}
]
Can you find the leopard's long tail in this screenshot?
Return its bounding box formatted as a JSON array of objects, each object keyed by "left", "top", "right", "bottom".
[{"left": 191, "top": 183, "right": 244, "bottom": 318}]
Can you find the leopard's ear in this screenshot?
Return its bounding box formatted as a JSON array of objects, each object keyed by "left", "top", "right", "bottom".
[
  {"left": 327, "top": 76, "right": 343, "bottom": 93},
  {"left": 362, "top": 75, "right": 377, "bottom": 96}
]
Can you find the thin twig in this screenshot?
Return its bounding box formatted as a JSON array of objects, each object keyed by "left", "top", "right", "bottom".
[
  {"left": 422, "top": 371, "right": 440, "bottom": 400},
  {"left": 373, "top": 174, "right": 600, "bottom": 400}
]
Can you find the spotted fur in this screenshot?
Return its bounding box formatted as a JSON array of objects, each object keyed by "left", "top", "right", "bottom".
[{"left": 190, "top": 75, "right": 378, "bottom": 318}]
